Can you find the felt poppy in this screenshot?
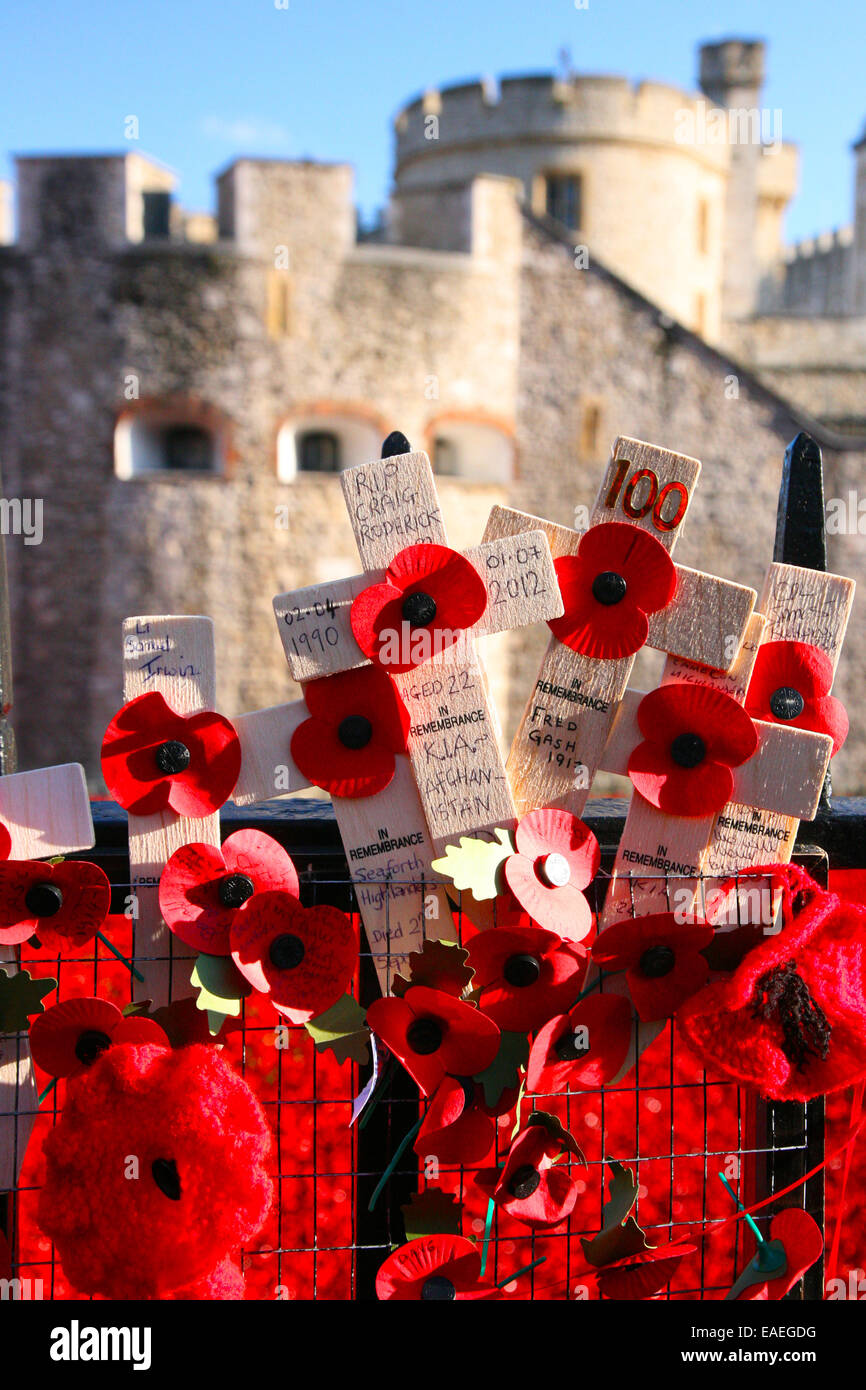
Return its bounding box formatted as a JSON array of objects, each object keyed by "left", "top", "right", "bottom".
[
  {"left": 503, "top": 808, "right": 599, "bottom": 941},
  {"left": 735, "top": 1208, "right": 823, "bottom": 1300},
  {"left": 0, "top": 859, "right": 111, "bottom": 949},
  {"left": 101, "top": 691, "right": 241, "bottom": 817},
  {"left": 548, "top": 522, "right": 678, "bottom": 660},
  {"left": 350, "top": 544, "right": 488, "bottom": 674},
  {"left": 29, "top": 997, "right": 168, "bottom": 1079},
  {"left": 591, "top": 912, "right": 714, "bottom": 1022},
  {"left": 366, "top": 985, "right": 500, "bottom": 1097},
  {"left": 467, "top": 926, "right": 588, "bottom": 1032},
  {"left": 677, "top": 863, "right": 866, "bottom": 1101},
  {"left": 628, "top": 682, "right": 758, "bottom": 817},
  {"left": 290, "top": 665, "right": 410, "bottom": 799},
  {"left": 595, "top": 1240, "right": 696, "bottom": 1299},
  {"left": 745, "top": 640, "right": 848, "bottom": 756},
  {"left": 476, "top": 1122, "right": 581, "bottom": 1231},
  {"left": 526, "top": 993, "right": 634, "bottom": 1094},
  {"left": 414, "top": 1076, "right": 499, "bottom": 1166},
  {"left": 230, "top": 890, "right": 357, "bottom": 1024},
  {"left": 376, "top": 1234, "right": 500, "bottom": 1300},
  {"left": 159, "top": 830, "right": 300, "bottom": 956}
]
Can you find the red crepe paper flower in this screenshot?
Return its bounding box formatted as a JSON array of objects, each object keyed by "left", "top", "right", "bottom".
[
  {"left": 351, "top": 544, "right": 487, "bottom": 674},
  {"left": 101, "top": 691, "right": 241, "bottom": 817},
  {"left": 159, "top": 830, "right": 300, "bottom": 956},
  {"left": 467, "top": 925, "right": 588, "bottom": 1032},
  {"left": 0, "top": 859, "right": 111, "bottom": 949},
  {"left": 29, "top": 997, "right": 168, "bottom": 1079},
  {"left": 476, "top": 1123, "right": 580, "bottom": 1230},
  {"left": 290, "top": 665, "right": 410, "bottom": 799},
  {"left": 230, "top": 890, "right": 356, "bottom": 1024},
  {"left": 548, "top": 522, "right": 677, "bottom": 660},
  {"left": 745, "top": 640, "right": 848, "bottom": 756},
  {"left": 366, "top": 985, "right": 500, "bottom": 1097},
  {"left": 526, "top": 993, "right": 633, "bottom": 1094},
  {"left": 595, "top": 1240, "right": 696, "bottom": 1299},
  {"left": 678, "top": 863, "right": 866, "bottom": 1101},
  {"left": 736, "top": 1208, "right": 823, "bottom": 1300},
  {"left": 376, "top": 1234, "right": 500, "bottom": 1300},
  {"left": 591, "top": 912, "right": 714, "bottom": 1022},
  {"left": 503, "top": 808, "right": 599, "bottom": 942},
  {"left": 414, "top": 1076, "right": 499, "bottom": 1166},
  {"left": 628, "top": 682, "right": 757, "bottom": 817}
]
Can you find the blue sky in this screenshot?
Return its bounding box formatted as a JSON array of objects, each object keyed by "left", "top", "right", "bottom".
[{"left": 2, "top": 0, "right": 863, "bottom": 242}]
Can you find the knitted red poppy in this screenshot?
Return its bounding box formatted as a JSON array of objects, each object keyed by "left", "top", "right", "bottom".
[
  {"left": 101, "top": 691, "right": 241, "bottom": 817},
  {"left": 526, "top": 993, "right": 633, "bottom": 1094},
  {"left": 230, "top": 889, "right": 357, "bottom": 1023},
  {"left": 591, "top": 912, "right": 714, "bottom": 1022},
  {"left": 503, "top": 808, "right": 600, "bottom": 941},
  {"left": 476, "top": 1121, "right": 581, "bottom": 1230},
  {"left": 745, "top": 640, "right": 848, "bottom": 755},
  {"left": 467, "top": 925, "right": 588, "bottom": 1032},
  {"left": 628, "top": 682, "right": 757, "bottom": 817},
  {"left": 548, "top": 522, "right": 677, "bottom": 660},
  {"left": 735, "top": 1208, "right": 823, "bottom": 1300},
  {"left": 29, "top": 997, "right": 168, "bottom": 1078},
  {"left": 159, "top": 830, "right": 300, "bottom": 956},
  {"left": 0, "top": 859, "right": 111, "bottom": 949},
  {"left": 677, "top": 864, "right": 866, "bottom": 1100},
  {"left": 351, "top": 544, "right": 487, "bottom": 673},
  {"left": 37, "top": 1044, "right": 273, "bottom": 1300},
  {"left": 290, "top": 665, "right": 410, "bottom": 799},
  {"left": 366, "top": 985, "right": 500, "bottom": 1097},
  {"left": 414, "top": 1076, "right": 499, "bottom": 1166},
  {"left": 376, "top": 1234, "right": 501, "bottom": 1300}
]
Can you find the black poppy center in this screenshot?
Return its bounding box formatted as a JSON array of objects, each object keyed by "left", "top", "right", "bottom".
[
  {"left": 151, "top": 1157, "right": 182, "bottom": 1201},
  {"left": 503, "top": 953, "right": 541, "bottom": 988},
  {"left": 508, "top": 1164, "right": 541, "bottom": 1200},
  {"left": 338, "top": 715, "right": 373, "bottom": 750},
  {"left": 402, "top": 590, "right": 437, "bottom": 628},
  {"left": 406, "top": 1016, "right": 443, "bottom": 1055},
  {"left": 769, "top": 686, "right": 805, "bottom": 721},
  {"left": 155, "top": 739, "right": 191, "bottom": 775},
  {"left": 25, "top": 881, "right": 63, "bottom": 918},
  {"left": 218, "top": 872, "right": 255, "bottom": 908},
  {"left": 639, "top": 945, "right": 676, "bottom": 978},
  {"left": 670, "top": 732, "right": 706, "bottom": 768},
  {"left": 421, "top": 1274, "right": 456, "bottom": 1300},
  {"left": 269, "top": 934, "right": 306, "bottom": 971},
  {"left": 74, "top": 1029, "right": 113, "bottom": 1066},
  {"left": 555, "top": 1027, "right": 590, "bottom": 1062},
  {"left": 591, "top": 571, "right": 628, "bottom": 606}
]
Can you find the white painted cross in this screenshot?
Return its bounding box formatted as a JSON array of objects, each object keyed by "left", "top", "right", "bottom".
[{"left": 0, "top": 763, "right": 94, "bottom": 1191}]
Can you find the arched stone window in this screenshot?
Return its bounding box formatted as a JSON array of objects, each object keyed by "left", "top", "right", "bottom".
[
  {"left": 276, "top": 407, "right": 386, "bottom": 482},
  {"left": 115, "top": 400, "right": 231, "bottom": 478},
  {"left": 426, "top": 415, "right": 515, "bottom": 484},
  {"left": 298, "top": 430, "right": 341, "bottom": 473}
]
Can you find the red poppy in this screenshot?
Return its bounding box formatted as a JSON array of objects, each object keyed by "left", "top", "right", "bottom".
[
  {"left": 526, "top": 993, "right": 633, "bottom": 1094},
  {"left": 548, "top": 522, "right": 677, "bottom": 660},
  {"left": 628, "top": 682, "right": 757, "bottom": 817},
  {"left": 0, "top": 823, "right": 11, "bottom": 861},
  {"left": 595, "top": 1240, "right": 696, "bottom": 1299},
  {"left": 476, "top": 1122, "right": 580, "bottom": 1230},
  {"left": 351, "top": 544, "right": 487, "bottom": 674},
  {"left": 290, "top": 665, "right": 410, "bottom": 799},
  {"left": 0, "top": 859, "right": 111, "bottom": 949},
  {"left": 101, "top": 691, "right": 241, "bottom": 817},
  {"left": 366, "top": 985, "right": 500, "bottom": 1097},
  {"left": 745, "top": 640, "right": 848, "bottom": 756},
  {"left": 230, "top": 890, "right": 357, "bottom": 1024},
  {"left": 735, "top": 1208, "right": 823, "bottom": 1300},
  {"left": 503, "top": 808, "right": 599, "bottom": 941},
  {"left": 467, "top": 926, "right": 588, "bottom": 1032},
  {"left": 159, "top": 830, "right": 300, "bottom": 956},
  {"left": 376, "top": 1234, "right": 500, "bottom": 1300},
  {"left": 591, "top": 912, "right": 714, "bottom": 1022},
  {"left": 29, "top": 997, "right": 168, "bottom": 1079},
  {"left": 414, "top": 1076, "right": 499, "bottom": 1166}
]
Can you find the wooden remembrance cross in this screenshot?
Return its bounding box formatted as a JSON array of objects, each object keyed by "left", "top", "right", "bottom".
[
  {"left": 0, "top": 763, "right": 94, "bottom": 1191},
  {"left": 232, "top": 442, "right": 565, "bottom": 994}
]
